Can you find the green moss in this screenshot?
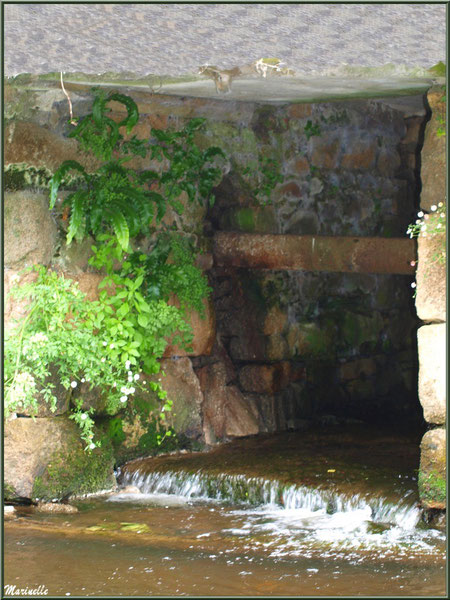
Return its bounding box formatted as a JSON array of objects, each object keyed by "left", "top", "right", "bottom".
[
  {"left": 428, "top": 62, "right": 446, "bottom": 78},
  {"left": 235, "top": 207, "right": 256, "bottom": 232},
  {"left": 31, "top": 434, "right": 115, "bottom": 501},
  {"left": 4, "top": 163, "right": 54, "bottom": 191},
  {"left": 419, "top": 470, "right": 446, "bottom": 504}
]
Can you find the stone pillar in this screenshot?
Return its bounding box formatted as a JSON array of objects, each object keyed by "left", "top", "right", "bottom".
[{"left": 416, "top": 85, "right": 446, "bottom": 510}]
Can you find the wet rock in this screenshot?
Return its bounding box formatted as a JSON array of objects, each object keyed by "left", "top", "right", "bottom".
[
  {"left": 4, "top": 416, "right": 115, "bottom": 501},
  {"left": 197, "top": 362, "right": 259, "bottom": 443},
  {"left": 4, "top": 191, "right": 57, "bottom": 268},
  {"left": 158, "top": 357, "right": 204, "bottom": 439},
  {"left": 4, "top": 505, "right": 17, "bottom": 520},
  {"left": 116, "top": 485, "right": 141, "bottom": 495},
  {"left": 238, "top": 363, "right": 291, "bottom": 394},
  {"left": 36, "top": 502, "right": 78, "bottom": 514},
  {"left": 164, "top": 297, "right": 216, "bottom": 357},
  {"left": 418, "top": 324, "right": 446, "bottom": 425},
  {"left": 419, "top": 427, "right": 446, "bottom": 508}
]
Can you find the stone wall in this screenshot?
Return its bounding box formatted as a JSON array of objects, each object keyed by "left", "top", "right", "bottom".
[
  {"left": 4, "top": 77, "right": 428, "bottom": 499},
  {"left": 415, "top": 86, "right": 446, "bottom": 510}
]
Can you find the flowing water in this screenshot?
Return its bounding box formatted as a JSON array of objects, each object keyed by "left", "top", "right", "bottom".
[{"left": 4, "top": 426, "right": 446, "bottom": 596}]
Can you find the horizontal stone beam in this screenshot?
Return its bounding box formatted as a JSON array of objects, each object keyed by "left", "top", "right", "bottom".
[{"left": 213, "top": 233, "right": 416, "bottom": 275}]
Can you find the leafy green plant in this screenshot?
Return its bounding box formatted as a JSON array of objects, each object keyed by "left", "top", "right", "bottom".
[
  {"left": 4, "top": 266, "right": 145, "bottom": 447},
  {"left": 49, "top": 88, "right": 226, "bottom": 250},
  {"left": 304, "top": 120, "right": 322, "bottom": 140}
]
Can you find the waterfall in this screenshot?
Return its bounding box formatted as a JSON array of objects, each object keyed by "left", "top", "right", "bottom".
[{"left": 119, "top": 467, "right": 422, "bottom": 530}]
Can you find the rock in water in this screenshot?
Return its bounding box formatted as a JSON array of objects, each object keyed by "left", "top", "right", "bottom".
[{"left": 36, "top": 502, "right": 78, "bottom": 514}]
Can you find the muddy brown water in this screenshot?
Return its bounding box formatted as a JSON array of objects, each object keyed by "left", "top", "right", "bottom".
[{"left": 4, "top": 426, "right": 447, "bottom": 597}]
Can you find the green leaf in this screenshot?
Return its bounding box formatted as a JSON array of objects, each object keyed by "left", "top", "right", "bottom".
[
  {"left": 137, "top": 314, "right": 149, "bottom": 328},
  {"left": 66, "top": 190, "right": 88, "bottom": 245},
  {"left": 105, "top": 208, "right": 129, "bottom": 251},
  {"left": 116, "top": 302, "right": 130, "bottom": 319},
  {"left": 108, "top": 93, "right": 139, "bottom": 133},
  {"left": 49, "top": 160, "right": 88, "bottom": 209}
]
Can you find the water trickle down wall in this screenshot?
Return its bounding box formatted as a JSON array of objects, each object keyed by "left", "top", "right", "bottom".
[{"left": 4, "top": 74, "right": 436, "bottom": 502}]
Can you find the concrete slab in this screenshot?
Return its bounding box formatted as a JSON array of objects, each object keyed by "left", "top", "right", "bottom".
[{"left": 156, "top": 77, "right": 432, "bottom": 104}]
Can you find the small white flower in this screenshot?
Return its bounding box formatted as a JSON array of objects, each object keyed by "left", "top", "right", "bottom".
[
  {"left": 134, "top": 373, "right": 140, "bottom": 381},
  {"left": 128, "top": 376, "right": 133, "bottom": 382},
  {"left": 437, "top": 223, "right": 442, "bottom": 228},
  {"left": 113, "top": 382, "right": 117, "bottom": 388},
  {"left": 80, "top": 413, "right": 88, "bottom": 421},
  {"left": 101, "top": 357, "right": 106, "bottom": 363},
  {"left": 431, "top": 204, "right": 437, "bottom": 211},
  {"left": 81, "top": 378, "right": 85, "bottom": 383},
  {"left": 125, "top": 360, "right": 131, "bottom": 370},
  {"left": 89, "top": 443, "right": 96, "bottom": 450},
  {"left": 110, "top": 343, "right": 115, "bottom": 349},
  {"left": 70, "top": 381, "right": 77, "bottom": 388},
  {"left": 441, "top": 213, "right": 445, "bottom": 219},
  {"left": 120, "top": 396, "right": 128, "bottom": 403},
  {"left": 411, "top": 282, "right": 416, "bottom": 288},
  {"left": 417, "top": 211, "right": 424, "bottom": 218},
  {"left": 121, "top": 386, "right": 127, "bottom": 393},
  {"left": 128, "top": 371, "right": 132, "bottom": 376},
  {"left": 103, "top": 341, "right": 107, "bottom": 347},
  {"left": 129, "top": 387, "right": 136, "bottom": 394},
  {"left": 415, "top": 219, "right": 421, "bottom": 224},
  {"left": 438, "top": 202, "right": 444, "bottom": 207}
]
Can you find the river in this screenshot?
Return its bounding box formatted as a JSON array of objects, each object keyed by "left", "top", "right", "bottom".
[{"left": 4, "top": 425, "right": 446, "bottom": 596}]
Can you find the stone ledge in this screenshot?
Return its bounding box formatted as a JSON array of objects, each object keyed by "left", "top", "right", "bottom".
[{"left": 214, "top": 233, "right": 416, "bottom": 274}]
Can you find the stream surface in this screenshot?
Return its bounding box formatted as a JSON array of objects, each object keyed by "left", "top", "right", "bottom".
[{"left": 4, "top": 425, "right": 446, "bottom": 597}]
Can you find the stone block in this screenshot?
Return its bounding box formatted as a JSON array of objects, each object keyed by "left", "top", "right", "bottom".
[
  {"left": 420, "top": 87, "right": 446, "bottom": 212},
  {"left": 341, "top": 139, "right": 376, "bottom": 170},
  {"left": 415, "top": 235, "right": 446, "bottom": 322},
  {"left": 310, "top": 138, "right": 340, "bottom": 169},
  {"left": 5, "top": 191, "right": 57, "bottom": 268},
  {"left": 197, "top": 361, "right": 259, "bottom": 443},
  {"left": 339, "top": 357, "right": 377, "bottom": 381},
  {"left": 287, "top": 103, "right": 312, "bottom": 119},
  {"left": 158, "top": 357, "right": 204, "bottom": 440},
  {"left": 376, "top": 147, "right": 401, "bottom": 177},
  {"left": 238, "top": 362, "right": 291, "bottom": 394},
  {"left": 4, "top": 416, "right": 115, "bottom": 501},
  {"left": 263, "top": 306, "right": 288, "bottom": 336},
  {"left": 418, "top": 324, "right": 446, "bottom": 425},
  {"left": 164, "top": 297, "right": 216, "bottom": 357},
  {"left": 419, "top": 427, "right": 446, "bottom": 508},
  {"left": 5, "top": 120, "right": 102, "bottom": 173}
]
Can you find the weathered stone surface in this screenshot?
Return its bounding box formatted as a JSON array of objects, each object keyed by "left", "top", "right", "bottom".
[
  {"left": 55, "top": 237, "right": 96, "bottom": 274},
  {"left": 164, "top": 297, "right": 216, "bottom": 357},
  {"left": 213, "top": 233, "right": 416, "bottom": 274},
  {"left": 224, "top": 386, "right": 260, "bottom": 438},
  {"left": 341, "top": 139, "right": 376, "bottom": 170},
  {"left": 70, "top": 272, "right": 103, "bottom": 301},
  {"left": 339, "top": 357, "right": 377, "bottom": 381},
  {"left": 158, "top": 357, "right": 204, "bottom": 439},
  {"left": 4, "top": 416, "right": 115, "bottom": 500},
  {"left": 4, "top": 267, "right": 38, "bottom": 330},
  {"left": 197, "top": 361, "right": 259, "bottom": 443},
  {"left": 5, "top": 120, "right": 102, "bottom": 173},
  {"left": 287, "top": 103, "right": 312, "bottom": 119},
  {"left": 419, "top": 427, "right": 446, "bottom": 508},
  {"left": 263, "top": 306, "right": 288, "bottom": 336},
  {"left": 376, "top": 147, "right": 401, "bottom": 176},
  {"left": 238, "top": 362, "right": 291, "bottom": 394},
  {"left": 415, "top": 235, "right": 446, "bottom": 322},
  {"left": 5, "top": 191, "right": 57, "bottom": 267},
  {"left": 420, "top": 86, "right": 446, "bottom": 212},
  {"left": 418, "top": 324, "right": 446, "bottom": 425},
  {"left": 310, "top": 137, "right": 340, "bottom": 169}
]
